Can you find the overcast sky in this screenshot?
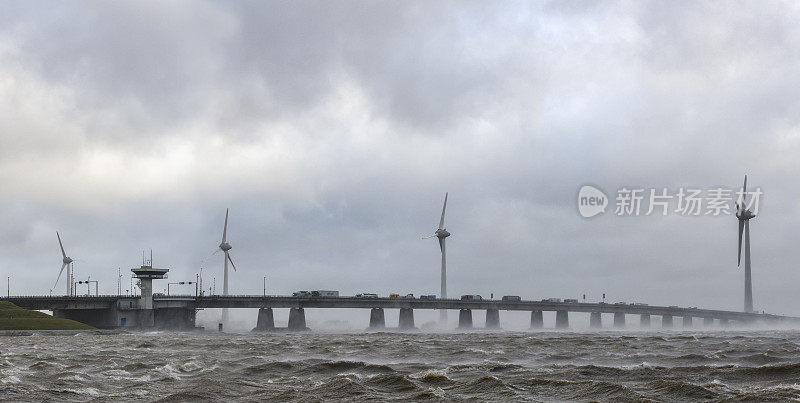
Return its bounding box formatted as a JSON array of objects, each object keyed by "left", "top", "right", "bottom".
[{"left": 2, "top": 1, "right": 800, "bottom": 325}]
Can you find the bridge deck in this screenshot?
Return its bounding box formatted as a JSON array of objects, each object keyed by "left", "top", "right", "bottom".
[{"left": 5, "top": 295, "right": 796, "bottom": 322}]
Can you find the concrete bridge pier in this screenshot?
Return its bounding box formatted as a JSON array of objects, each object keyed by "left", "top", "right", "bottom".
[
  {"left": 589, "top": 312, "right": 602, "bottom": 328},
  {"left": 640, "top": 314, "right": 651, "bottom": 328},
  {"left": 613, "top": 312, "right": 625, "bottom": 328},
  {"left": 683, "top": 316, "right": 692, "bottom": 328},
  {"left": 458, "top": 309, "right": 473, "bottom": 329},
  {"left": 703, "top": 317, "right": 714, "bottom": 327},
  {"left": 530, "top": 311, "right": 543, "bottom": 329},
  {"left": 555, "top": 310, "right": 569, "bottom": 329},
  {"left": 399, "top": 308, "right": 414, "bottom": 329},
  {"left": 662, "top": 315, "right": 673, "bottom": 328},
  {"left": 288, "top": 308, "right": 307, "bottom": 331},
  {"left": 369, "top": 308, "right": 385, "bottom": 329},
  {"left": 154, "top": 308, "right": 196, "bottom": 329},
  {"left": 719, "top": 318, "right": 729, "bottom": 327},
  {"left": 138, "top": 309, "right": 155, "bottom": 328},
  {"left": 54, "top": 308, "right": 121, "bottom": 329},
  {"left": 485, "top": 309, "right": 500, "bottom": 329},
  {"left": 255, "top": 308, "right": 275, "bottom": 331}
]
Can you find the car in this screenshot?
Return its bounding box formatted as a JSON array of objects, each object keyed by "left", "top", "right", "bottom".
[
  {"left": 633, "top": 303, "right": 649, "bottom": 306},
  {"left": 614, "top": 301, "right": 626, "bottom": 305},
  {"left": 461, "top": 295, "right": 483, "bottom": 301},
  {"left": 293, "top": 291, "right": 311, "bottom": 297},
  {"left": 502, "top": 295, "right": 521, "bottom": 302},
  {"left": 402, "top": 293, "right": 414, "bottom": 298},
  {"left": 389, "top": 293, "right": 400, "bottom": 299},
  {"left": 688, "top": 306, "right": 698, "bottom": 310},
  {"left": 669, "top": 305, "right": 679, "bottom": 308},
  {"left": 420, "top": 295, "right": 436, "bottom": 300},
  {"left": 564, "top": 299, "right": 578, "bottom": 303},
  {"left": 362, "top": 293, "right": 379, "bottom": 298},
  {"left": 544, "top": 298, "right": 562, "bottom": 303}
]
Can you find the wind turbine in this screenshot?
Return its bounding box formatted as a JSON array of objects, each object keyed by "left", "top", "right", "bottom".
[
  {"left": 425, "top": 193, "right": 450, "bottom": 323},
  {"left": 216, "top": 208, "right": 236, "bottom": 323},
  {"left": 54, "top": 231, "right": 74, "bottom": 296},
  {"left": 736, "top": 175, "right": 756, "bottom": 313}
]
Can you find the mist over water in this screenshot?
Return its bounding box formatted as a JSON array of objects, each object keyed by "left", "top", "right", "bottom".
[{"left": 3, "top": 330, "right": 800, "bottom": 401}]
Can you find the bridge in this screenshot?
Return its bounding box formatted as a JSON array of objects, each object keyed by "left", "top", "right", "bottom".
[{"left": 5, "top": 294, "right": 798, "bottom": 331}]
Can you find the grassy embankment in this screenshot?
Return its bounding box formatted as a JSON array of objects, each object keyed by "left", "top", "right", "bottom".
[{"left": 0, "top": 301, "right": 95, "bottom": 330}]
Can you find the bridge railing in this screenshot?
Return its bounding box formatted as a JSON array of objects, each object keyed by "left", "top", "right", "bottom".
[{"left": 4, "top": 295, "right": 137, "bottom": 299}]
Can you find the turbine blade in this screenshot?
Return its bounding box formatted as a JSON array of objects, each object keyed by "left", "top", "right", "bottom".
[
  {"left": 54, "top": 262, "right": 67, "bottom": 288},
  {"left": 57, "top": 231, "right": 66, "bottom": 259},
  {"left": 222, "top": 208, "right": 229, "bottom": 243},
  {"left": 739, "top": 175, "right": 748, "bottom": 206},
  {"left": 438, "top": 237, "right": 443, "bottom": 252},
  {"left": 737, "top": 219, "right": 744, "bottom": 266},
  {"left": 422, "top": 235, "right": 436, "bottom": 239},
  {"left": 743, "top": 175, "right": 747, "bottom": 195},
  {"left": 439, "top": 192, "right": 448, "bottom": 230},
  {"left": 226, "top": 251, "right": 237, "bottom": 271}
]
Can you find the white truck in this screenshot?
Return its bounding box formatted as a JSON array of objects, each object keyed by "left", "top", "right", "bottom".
[{"left": 312, "top": 290, "right": 339, "bottom": 297}]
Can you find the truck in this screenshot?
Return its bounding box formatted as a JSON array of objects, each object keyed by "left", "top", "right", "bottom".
[
  {"left": 292, "top": 290, "right": 311, "bottom": 297},
  {"left": 311, "top": 290, "right": 339, "bottom": 297},
  {"left": 356, "top": 293, "right": 378, "bottom": 298},
  {"left": 461, "top": 295, "right": 483, "bottom": 301},
  {"left": 543, "top": 298, "right": 561, "bottom": 303},
  {"left": 389, "top": 293, "right": 400, "bottom": 299},
  {"left": 502, "top": 295, "right": 521, "bottom": 301}
]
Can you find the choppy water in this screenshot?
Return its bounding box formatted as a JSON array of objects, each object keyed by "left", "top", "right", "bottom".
[{"left": 2, "top": 330, "right": 800, "bottom": 401}]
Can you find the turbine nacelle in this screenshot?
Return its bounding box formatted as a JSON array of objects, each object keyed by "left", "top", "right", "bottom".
[
  {"left": 736, "top": 207, "right": 755, "bottom": 220},
  {"left": 219, "top": 242, "right": 232, "bottom": 252},
  {"left": 62, "top": 256, "right": 73, "bottom": 265},
  {"left": 435, "top": 229, "right": 450, "bottom": 239}
]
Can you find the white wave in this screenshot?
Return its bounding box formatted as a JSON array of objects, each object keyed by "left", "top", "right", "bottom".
[
  {"left": 65, "top": 387, "right": 101, "bottom": 396},
  {"left": 1, "top": 375, "right": 21, "bottom": 384}
]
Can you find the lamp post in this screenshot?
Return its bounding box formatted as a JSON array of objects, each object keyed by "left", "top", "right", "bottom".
[
  {"left": 167, "top": 281, "right": 195, "bottom": 296},
  {"left": 263, "top": 276, "right": 267, "bottom": 297},
  {"left": 75, "top": 278, "right": 98, "bottom": 296}
]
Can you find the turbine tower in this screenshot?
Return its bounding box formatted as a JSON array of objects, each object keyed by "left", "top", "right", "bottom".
[
  {"left": 216, "top": 208, "right": 237, "bottom": 323},
  {"left": 736, "top": 175, "right": 756, "bottom": 313},
  {"left": 54, "top": 231, "right": 74, "bottom": 296},
  {"left": 426, "top": 193, "right": 450, "bottom": 323}
]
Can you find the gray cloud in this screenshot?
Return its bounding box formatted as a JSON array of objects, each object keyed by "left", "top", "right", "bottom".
[{"left": 1, "top": 0, "right": 800, "bottom": 325}]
